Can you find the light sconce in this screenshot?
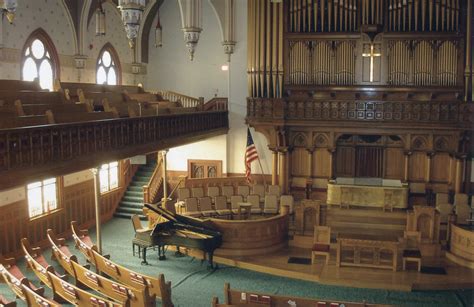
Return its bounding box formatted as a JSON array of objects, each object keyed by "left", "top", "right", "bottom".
[
  {"left": 95, "top": 0, "right": 106, "bottom": 36},
  {"left": 154, "top": 11, "right": 162, "bottom": 48},
  {"left": 1, "top": 0, "right": 18, "bottom": 24},
  {"left": 221, "top": 65, "right": 229, "bottom": 71},
  {"left": 117, "top": 0, "right": 146, "bottom": 48}
]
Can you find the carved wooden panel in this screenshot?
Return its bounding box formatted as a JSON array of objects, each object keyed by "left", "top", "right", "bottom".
[
  {"left": 408, "top": 152, "right": 427, "bottom": 181},
  {"left": 336, "top": 147, "right": 355, "bottom": 177},
  {"left": 384, "top": 148, "right": 404, "bottom": 180},
  {"left": 291, "top": 148, "right": 310, "bottom": 177},
  {"left": 431, "top": 153, "right": 450, "bottom": 183},
  {"left": 313, "top": 149, "right": 330, "bottom": 178}
]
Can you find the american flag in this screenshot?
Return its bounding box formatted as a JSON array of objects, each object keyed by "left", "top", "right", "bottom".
[{"left": 245, "top": 128, "right": 259, "bottom": 183}]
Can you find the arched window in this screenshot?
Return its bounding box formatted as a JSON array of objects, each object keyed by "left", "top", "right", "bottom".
[
  {"left": 21, "top": 29, "right": 59, "bottom": 91},
  {"left": 97, "top": 44, "right": 121, "bottom": 85}
]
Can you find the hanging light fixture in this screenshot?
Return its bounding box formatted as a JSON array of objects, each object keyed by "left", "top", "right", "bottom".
[
  {"left": 1, "top": 0, "right": 18, "bottom": 24},
  {"left": 95, "top": 0, "right": 106, "bottom": 36},
  {"left": 117, "top": 0, "right": 146, "bottom": 48},
  {"left": 154, "top": 11, "right": 162, "bottom": 48}
]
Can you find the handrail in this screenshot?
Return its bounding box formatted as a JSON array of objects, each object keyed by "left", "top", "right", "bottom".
[
  {"left": 168, "top": 175, "right": 187, "bottom": 201},
  {"left": 143, "top": 156, "right": 163, "bottom": 204},
  {"left": 152, "top": 90, "right": 204, "bottom": 108},
  {"left": 203, "top": 97, "right": 228, "bottom": 111}
]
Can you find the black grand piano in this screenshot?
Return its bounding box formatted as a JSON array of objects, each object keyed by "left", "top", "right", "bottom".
[{"left": 133, "top": 204, "right": 222, "bottom": 268}]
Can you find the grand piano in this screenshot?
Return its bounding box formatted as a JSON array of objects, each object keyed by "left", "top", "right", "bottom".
[{"left": 134, "top": 204, "right": 222, "bottom": 268}]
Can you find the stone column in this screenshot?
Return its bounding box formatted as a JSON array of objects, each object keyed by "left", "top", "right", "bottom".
[{"left": 91, "top": 167, "right": 102, "bottom": 254}]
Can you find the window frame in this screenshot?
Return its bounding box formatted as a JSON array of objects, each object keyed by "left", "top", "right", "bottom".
[
  {"left": 96, "top": 43, "right": 122, "bottom": 85},
  {"left": 21, "top": 28, "right": 60, "bottom": 91},
  {"left": 26, "top": 177, "right": 59, "bottom": 219},
  {"left": 99, "top": 161, "right": 120, "bottom": 194}
]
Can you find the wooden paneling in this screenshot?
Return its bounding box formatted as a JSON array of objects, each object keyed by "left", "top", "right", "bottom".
[
  {"left": 409, "top": 152, "right": 427, "bottom": 181},
  {"left": 0, "top": 160, "right": 134, "bottom": 258},
  {"left": 385, "top": 148, "right": 404, "bottom": 180},
  {"left": 336, "top": 147, "right": 355, "bottom": 177},
  {"left": 291, "top": 148, "right": 309, "bottom": 176},
  {"left": 313, "top": 148, "right": 330, "bottom": 178},
  {"left": 431, "top": 153, "right": 450, "bottom": 183}
]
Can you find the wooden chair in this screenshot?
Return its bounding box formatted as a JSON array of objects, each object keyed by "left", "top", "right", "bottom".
[
  {"left": 47, "top": 271, "right": 122, "bottom": 307},
  {"left": 455, "top": 203, "right": 471, "bottom": 225},
  {"left": 207, "top": 186, "right": 220, "bottom": 200},
  {"left": 247, "top": 194, "right": 261, "bottom": 214},
  {"left": 221, "top": 185, "right": 235, "bottom": 203},
  {"left": 280, "top": 195, "right": 294, "bottom": 214},
  {"left": 214, "top": 195, "right": 231, "bottom": 216},
  {"left": 237, "top": 185, "right": 250, "bottom": 200},
  {"left": 267, "top": 185, "right": 281, "bottom": 200},
  {"left": 199, "top": 196, "right": 216, "bottom": 216},
  {"left": 177, "top": 187, "right": 191, "bottom": 201},
  {"left": 436, "top": 202, "right": 453, "bottom": 224},
  {"left": 251, "top": 184, "right": 265, "bottom": 203},
  {"left": 311, "top": 226, "right": 331, "bottom": 265},
  {"left": 191, "top": 187, "right": 204, "bottom": 198},
  {"left": 183, "top": 197, "right": 201, "bottom": 217},
  {"left": 436, "top": 193, "right": 450, "bottom": 206},
  {"left": 263, "top": 195, "right": 278, "bottom": 214},
  {"left": 22, "top": 284, "right": 60, "bottom": 307},
  {"left": 402, "top": 231, "right": 422, "bottom": 272},
  {"left": 230, "top": 195, "right": 244, "bottom": 214}
]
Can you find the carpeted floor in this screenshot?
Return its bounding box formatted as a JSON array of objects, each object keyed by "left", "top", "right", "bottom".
[{"left": 1, "top": 218, "right": 473, "bottom": 306}]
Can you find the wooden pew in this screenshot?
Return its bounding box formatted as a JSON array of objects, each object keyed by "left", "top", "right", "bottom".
[
  {"left": 71, "top": 222, "right": 172, "bottom": 307},
  {"left": 0, "top": 264, "right": 44, "bottom": 301},
  {"left": 0, "top": 91, "right": 64, "bottom": 106},
  {"left": 47, "top": 271, "right": 123, "bottom": 307},
  {"left": 22, "top": 284, "right": 60, "bottom": 307},
  {"left": 48, "top": 229, "right": 155, "bottom": 307},
  {"left": 18, "top": 101, "right": 91, "bottom": 116},
  {"left": 221, "top": 283, "right": 391, "bottom": 307},
  {"left": 0, "top": 115, "right": 49, "bottom": 129},
  {"left": 45, "top": 110, "right": 117, "bottom": 124},
  {"left": 0, "top": 79, "right": 42, "bottom": 92},
  {"left": 0, "top": 294, "right": 16, "bottom": 306},
  {"left": 0, "top": 256, "right": 44, "bottom": 300},
  {"left": 20, "top": 238, "right": 67, "bottom": 291}
]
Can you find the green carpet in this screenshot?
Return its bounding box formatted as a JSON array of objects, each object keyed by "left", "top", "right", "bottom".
[{"left": 1, "top": 218, "right": 473, "bottom": 306}]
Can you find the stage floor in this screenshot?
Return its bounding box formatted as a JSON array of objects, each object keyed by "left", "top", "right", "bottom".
[{"left": 204, "top": 246, "right": 474, "bottom": 292}]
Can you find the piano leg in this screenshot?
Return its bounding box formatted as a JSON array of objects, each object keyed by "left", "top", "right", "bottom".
[
  {"left": 175, "top": 247, "right": 185, "bottom": 257},
  {"left": 158, "top": 245, "right": 166, "bottom": 261},
  {"left": 141, "top": 247, "right": 149, "bottom": 265},
  {"left": 208, "top": 252, "right": 218, "bottom": 270}
]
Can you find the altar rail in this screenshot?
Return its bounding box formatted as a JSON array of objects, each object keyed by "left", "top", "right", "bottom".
[
  {"left": 247, "top": 98, "right": 472, "bottom": 127},
  {"left": 0, "top": 111, "right": 228, "bottom": 188}
]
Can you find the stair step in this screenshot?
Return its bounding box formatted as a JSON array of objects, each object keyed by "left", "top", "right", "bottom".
[
  {"left": 134, "top": 175, "right": 152, "bottom": 181},
  {"left": 119, "top": 201, "right": 143, "bottom": 207},
  {"left": 123, "top": 195, "right": 143, "bottom": 202},
  {"left": 128, "top": 186, "right": 143, "bottom": 192},
  {"left": 124, "top": 191, "right": 143, "bottom": 197},
  {"left": 116, "top": 207, "right": 144, "bottom": 215},
  {"left": 114, "top": 213, "right": 147, "bottom": 220},
  {"left": 135, "top": 171, "right": 154, "bottom": 176},
  {"left": 326, "top": 221, "right": 406, "bottom": 231}
]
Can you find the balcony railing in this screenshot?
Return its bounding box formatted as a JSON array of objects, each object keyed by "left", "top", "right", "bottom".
[
  {"left": 0, "top": 111, "right": 228, "bottom": 187},
  {"left": 247, "top": 98, "right": 473, "bottom": 127}
]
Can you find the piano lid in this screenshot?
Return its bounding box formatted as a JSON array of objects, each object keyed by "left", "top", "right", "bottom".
[{"left": 144, "top": 203, "right": 219, "bottom": 233}]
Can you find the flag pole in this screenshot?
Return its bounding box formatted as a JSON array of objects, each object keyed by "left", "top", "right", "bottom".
[{"left": 248, "top": 125, "right": 267, "bottom": 189}]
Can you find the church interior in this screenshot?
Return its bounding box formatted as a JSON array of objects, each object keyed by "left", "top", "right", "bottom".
[{"left": 0, "top": 0, "right": 473, "bottom": 306}]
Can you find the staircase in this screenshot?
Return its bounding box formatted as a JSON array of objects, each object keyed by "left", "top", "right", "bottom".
[{"left": 114, "top": 162, "right": 157, "bottom": 220}]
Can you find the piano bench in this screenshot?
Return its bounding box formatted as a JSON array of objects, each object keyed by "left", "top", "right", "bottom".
[{"left": 132, "top": 238, "right": 155, "bottom": 265}]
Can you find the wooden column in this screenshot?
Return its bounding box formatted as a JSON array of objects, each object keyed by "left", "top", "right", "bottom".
[
  {"left": 465, "top": 0, "right": 472, "bottom": 101},
  {"left": 161, "top": 149, "right": 168, "bottom": 207},
  {"left": 91, "top": 167, "right": 102, "bottom": 254},
  {"left": 306, "top": 147, "right": 314, "bottom": 199},
  {"left": 278, "top": 148, "right": 288, "bottom": 194},
  {"left": 271, "top": 149, "right": 278, "bottom": 185},
  {"left": 425, "top": 152, "right": 433, "bottom": 183},
  {"left": 403, "top": 151, "right": 412, "bottom": 182},
  {"left": 328, "top": 148, "right": 336, "bottom": 180},
  {"left": 454, "top": 155, "right": 464, "bottom": 193}
]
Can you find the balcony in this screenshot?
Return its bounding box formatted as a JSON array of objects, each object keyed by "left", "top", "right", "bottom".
[{"left": 0, "top": 111, "right": 228, "bottom": 189}]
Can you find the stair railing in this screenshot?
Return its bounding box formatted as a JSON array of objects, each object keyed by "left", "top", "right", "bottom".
[
  {"left": 202, "top": 97, "right": 228, "bottom": 111},
  {"left": 167, "top": 175, "right": 187, "bottom": 202},
  {"left": 143, "top": 156, "right": 164, "bottom": 204},
  {"left": 152, "top": 90, "right": 204, "bottom": 108}
]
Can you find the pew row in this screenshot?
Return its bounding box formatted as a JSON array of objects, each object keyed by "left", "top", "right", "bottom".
[
  {"left": 71, "top": 222, "right": 173, "bottom": 307},
  {"left": 0, "top": 294, "right": 16, "bottom": 307},
  {"left": 48, "top": 229, "right": 156, "bottom": 307},
  {"left": 22, "top": 284, "right": 60, "bottom": 307},
  {"left": 0, "top": 79, "right": 43, "bottom": 92},
  {"left": 0, "top": 260, "right": 44, "bottom": 301},
  {"left": 217, "top": 283, "right": 391, "bottom": 307}
]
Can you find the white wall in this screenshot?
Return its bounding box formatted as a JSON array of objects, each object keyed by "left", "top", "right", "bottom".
[
  {"left": 0, "top": 0, "right": 139, "bottom": 84},
  {"left": 147, "top": 0, "right": 272, "bottom": 175}
]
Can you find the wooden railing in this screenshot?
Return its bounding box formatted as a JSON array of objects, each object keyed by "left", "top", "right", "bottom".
[
  {"left": 203, "top": 97, "right": 228, "bottom": 111},
  {"left": 184, "top": 176, "right": 248, "bottom": 192},
  {"left": 0, "top": 111, "right": 228, "bottom": 188},
  {"left": 247, "top": 98, "right": 473, "bottom": 127},
  {"left": 154, "top": 90, "right": 204, "bottom": 108},
  {"left": 143, "top": 156, "right": 163, "bottom": 204}
]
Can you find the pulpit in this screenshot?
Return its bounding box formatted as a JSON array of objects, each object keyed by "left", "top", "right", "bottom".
[{"left": 295, "top": 200, "right": 321, "bottom": 235}]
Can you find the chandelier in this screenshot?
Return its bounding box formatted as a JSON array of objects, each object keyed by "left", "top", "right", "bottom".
[
  {"left": 117, "top": 0, "right": 146, "bottom": 48},
  {"left": 1, "top": 0, "right": 17, "bottom": 23}
]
